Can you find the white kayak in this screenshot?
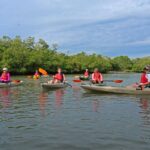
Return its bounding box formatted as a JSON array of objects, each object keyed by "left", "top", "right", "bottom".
[
  {"left": 81, "top": 84, "right": 150, "bottom": 95},
  {"left": 41, "top": 83, "right": 68, "bottom": 89},
  {"left": 0, "top": 81, "right": 23, "bottom": 88}
]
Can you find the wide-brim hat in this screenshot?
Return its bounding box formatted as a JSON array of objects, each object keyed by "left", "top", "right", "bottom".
[
  {"left": 3, "top": 67, "right": 8, "bottom": 71},
  {"left": 144, "top": 65, "right": 150, "bottom": 71}
]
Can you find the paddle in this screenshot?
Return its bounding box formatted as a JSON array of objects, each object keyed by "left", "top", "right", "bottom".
[
  {"left": 5, "top": 80, "right": 21, "bottom": 85},
  {"left": 73, "top": 79, "right": 123, "bottom": 83},
  {"left": 104, "top": 80, "right": 123, "bottom": 83},
  {"left": 12, "top": 80, "right": 21, "bottom": 83},
  {"left": 38, "top": 68, "right": 48, "bottom": 76},
  {"left": 73, "top": 79, "right": 82, "bottom": 83},
  {"left": 64, "top": 82, "right": 72, "bottom": 87}
]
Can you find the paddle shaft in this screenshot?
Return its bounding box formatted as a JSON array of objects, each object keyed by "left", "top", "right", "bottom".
[
  {"left": 64, "top": 82, "right": 72, "bottom": 87},
  {"left": 73, "top": 79, "right": 123, "bottom": 83},
  {"left": 104, "top": 80, "right": 123, "bottom": 83}
]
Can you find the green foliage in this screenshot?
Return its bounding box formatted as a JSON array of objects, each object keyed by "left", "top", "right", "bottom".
[
  {"left": 112, "top": 56, "right": 133, "bottom": 71},
  {"left": 0, "top": 36, "right": 149, "bottom": 74},
  {"left": 132, "top": 57, "right": 150, "bottom": 72}
]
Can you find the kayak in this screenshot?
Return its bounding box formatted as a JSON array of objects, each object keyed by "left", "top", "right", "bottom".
[
  {"left": 79, "top": 76, "right": 89, "bottom": 81},
  {"left": 81, "top": 84, "right": 150, "bottom": 95},
  {"left": 33, "top": 75, "right": 40, "bottom": 79},
  {"left": 0, "top": 81, "right": 23, "bottom": 88},
  {"left": 41, "top": 83, "right": 68, "bottom": 89}
]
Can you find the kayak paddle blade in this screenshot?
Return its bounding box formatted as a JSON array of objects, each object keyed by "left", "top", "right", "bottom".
[{"left": 73, "top": 79, "right": 82, "bottom": 83}]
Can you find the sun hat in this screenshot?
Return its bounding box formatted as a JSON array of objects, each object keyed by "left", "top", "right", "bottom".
[
  {"left": 144, "top": 66, "right": 150, "bottom": 71},
  {"left": 3, "top": 67, "right": 8, "bottom": 71}
]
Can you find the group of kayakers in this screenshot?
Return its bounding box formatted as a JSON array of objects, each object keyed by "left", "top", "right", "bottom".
[
  {"left": 32, "top": 67, "right": 103, "bottom": 84},
  {"left": 47, "top": 67, "right": 103, "bottom": 84},
  {"left": 0, "top": 65, "right": 150, "bottom": 89},
  {"left": 78, "top": 68, "right": 103, "bottom": 83}
]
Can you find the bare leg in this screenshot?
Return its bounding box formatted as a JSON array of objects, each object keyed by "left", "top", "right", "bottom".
[{"left": 54, "top": 79, "right": 59, "bottom": 84}]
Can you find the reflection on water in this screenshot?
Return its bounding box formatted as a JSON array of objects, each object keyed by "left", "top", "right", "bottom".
[
  {"left": 139, "top": 97, "right": 150, "bottom": 126},
  {"left": 38, "top": 89, "right": 65, "bottom": 116},
  {"left": 92, "top": 100, "right": 100, "bottom": 112},
  {"left": 39, "top": 91, "right": 48, "bottom": 117},
  {"left": 72, "top": 85, "right": 81, "bottom": 101},
  {"left": 140, "top": 98, "right": 149, "bottom": 110},
  {"left": 0, "top": 88, "right": 21, "bottom": 108},
  {"left": 55, "top": 89, "right": 65, "bottom": 108},
  {"left": 0, "top": 89, "right": 11, "bottom": 108},
  {"left": 0, "top": 74, "right": 150, "bottom": 150}
]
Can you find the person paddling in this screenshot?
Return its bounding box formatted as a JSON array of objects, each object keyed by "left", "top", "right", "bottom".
[
  {"left": 49, "top": 68, "right": 66, "bottom": 84},
  {"left": 138, "top": 67, "right": 150, "bottom": 89},
  {"left": 79, "top": 69, "right": 90, "bottom": 80},
  {"left": 0, "top": 68, "right": 11, "bottom": 83},
  {"left": 91, "top": 68, "right": 103, "bottom": 84},
  {"left": 33, "top": 70, "right": 40, "bottom": 79},
  {"left": 84, "top": 69, "right": 89, "bottom": 78}
]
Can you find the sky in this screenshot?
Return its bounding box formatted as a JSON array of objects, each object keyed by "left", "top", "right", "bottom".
[{"left": 0, "top": 0, "right": 150, "bottom": 57}]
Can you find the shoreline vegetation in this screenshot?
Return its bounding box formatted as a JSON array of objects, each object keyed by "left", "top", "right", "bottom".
[{"left": 0, "top": 36, "right": 150, "bottom": 75}]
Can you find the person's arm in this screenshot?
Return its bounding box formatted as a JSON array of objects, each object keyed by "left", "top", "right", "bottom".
[
  {"left": 63, "top": 74, "right": 66, "bottom": 82},
  {"left": 100, "top": 73, "right": 103, "bottom": 82},
  {"left": 92, "top": 73, "right": 94, "bottom": 80},
  {"left": 7, "top": 73, "right": 10, "bottom": 81}
]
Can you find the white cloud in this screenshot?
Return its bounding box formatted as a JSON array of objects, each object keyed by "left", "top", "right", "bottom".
[
  {"left": 0, "top": 0, "right": 150, "bottom": 56},
  {"left": 129, "top": 37, "right": 150, "bottom": 46}
]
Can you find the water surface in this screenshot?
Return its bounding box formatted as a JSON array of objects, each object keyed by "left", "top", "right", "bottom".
[{"left": 0, "top": 73, "right": 150, "bottom": 150}]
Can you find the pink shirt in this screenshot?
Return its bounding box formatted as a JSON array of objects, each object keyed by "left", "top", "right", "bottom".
[{"left": 0, "top": 72, "right": 10, "bottom": 82}]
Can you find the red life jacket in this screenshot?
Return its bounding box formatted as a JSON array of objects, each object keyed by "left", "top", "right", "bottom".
[
  {"left": 1, "top": 73, "right": 9, "bottom": 81},
  {"left": 93, "top": 72, "right": 103, "bottom": 81},
  {"left": 140, "top": 73, "right": 148, "bottom": 83},
  {"left": 92, "top": 72, "right": 103, "bottom": 81},
  {"left": 84, "top": 71, "right": 89, "bottom": 77},
  {"left": 55, "top": 73, "right": 64, "bottom": 81}
]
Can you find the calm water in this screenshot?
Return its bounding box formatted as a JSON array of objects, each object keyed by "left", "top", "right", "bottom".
[{"left": 0, "top": 73, "right": 150, "bottom": 150}]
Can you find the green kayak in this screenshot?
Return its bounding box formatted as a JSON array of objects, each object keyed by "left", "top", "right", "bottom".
[{"left": 79, "top": 76, "right": 90, "bottom": 81}]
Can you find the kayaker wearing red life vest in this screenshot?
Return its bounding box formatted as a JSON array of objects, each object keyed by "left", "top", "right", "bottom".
[
  {"left": 49, "top": 68, "right": 66, "bottom": 84},
  {"left": 91, "top": 68, "right": 103, "bottom": 84},
  {"left": 0, "top": 68, "right": 11, "bottom": 83},
  {"left": 140, "top": 67, "right": 149, "bottom": 84},
  {"left": 33, "top": 70, "right": 40, "bottom": 79},
  {"left": 84, "top": 69, "right": 89, "bottom": 78},
  {"left": 137, "top": 67, "right": 150, "bottom": 90}
]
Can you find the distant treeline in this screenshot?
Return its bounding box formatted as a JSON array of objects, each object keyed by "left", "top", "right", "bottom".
[{"left": 0, "top": 36, "right": 150, "bottom": 74}]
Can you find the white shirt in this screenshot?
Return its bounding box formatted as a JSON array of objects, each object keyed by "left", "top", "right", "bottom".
[{"left": 147, "top": 73, "right": 150, "bottom": 82}]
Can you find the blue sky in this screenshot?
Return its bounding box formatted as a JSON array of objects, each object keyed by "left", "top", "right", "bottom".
[{"left": 0, "top": 0, "right": 150, "bottom": 57}]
